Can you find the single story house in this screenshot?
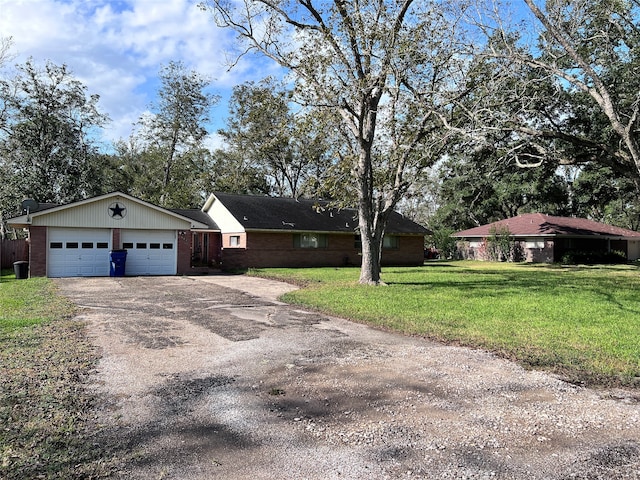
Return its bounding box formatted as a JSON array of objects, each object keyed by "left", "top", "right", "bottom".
[
  {"left": 202, "top": 192, "right": 429, "bottom": 270},
  {"left": 8, "top": 191, "right": 429, "bottom": 277},
  {"left": 454, "top": 213, "right": 640, "bottom": 263}
]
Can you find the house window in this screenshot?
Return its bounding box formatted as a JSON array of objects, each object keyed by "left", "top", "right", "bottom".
[
  {"left": 123, "top": 242, "right": 134, "bottom": 249},
  {"left": 50, "top": 242, "right": 63, "bottom": 249},
  {"left": 525, "top": 240, "right": 545, "bottom": 249},
  {"left": 229, "top": 235, "right": 241, "bottom": 247},
  {"left": 469, "top": 241, "right": 482, "bottom": 248},
  {"left": 383, "top": 235, "right": 399, "bottom": 249},
  {"left": 294, "top": 233, "right": 327, "bottom": 248},
  {"left": 96, "top": 242, "right": 109, "bottom": 249},
  {"left": 354, "top": 235, "right": 398, "bottom": 249}
]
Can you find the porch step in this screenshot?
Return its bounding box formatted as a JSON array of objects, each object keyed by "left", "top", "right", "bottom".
[{"left": 189, "top": 266, "right": 223, "bottom": 275}]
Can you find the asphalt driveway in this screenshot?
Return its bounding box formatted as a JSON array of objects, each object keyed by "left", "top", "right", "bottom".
[{"left": 56, "top": 275, "right": 640, "bottom": 479}]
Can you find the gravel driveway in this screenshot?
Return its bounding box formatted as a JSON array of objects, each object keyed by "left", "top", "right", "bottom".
[{"left": 56, "top": 275, "right": 640, "bottom": 479}]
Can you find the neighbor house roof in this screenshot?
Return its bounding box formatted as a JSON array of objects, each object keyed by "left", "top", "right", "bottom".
[
  {"left": 454, "top": 213, "right": 640, "bottom": 239},
  {"left": 210, "top": 192, "right": 430, "bottom": 235}
]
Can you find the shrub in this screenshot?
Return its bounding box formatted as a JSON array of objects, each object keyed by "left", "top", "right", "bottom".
[
  {"left": 562, "top": 250, "right": 627, "bottom": 265},
  {"left": 429, "top": 228, "right": 457, "bottom": 260}
]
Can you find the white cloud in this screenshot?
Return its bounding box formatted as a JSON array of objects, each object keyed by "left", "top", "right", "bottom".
[{"left": 0, "top": 0, "right": 283, "bottom": 147}]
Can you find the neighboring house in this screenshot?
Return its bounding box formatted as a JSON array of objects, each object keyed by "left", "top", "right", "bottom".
[
  {"left": 454, "top": 213, "right": 640, "bottom": 263},
  {"left": 202, "top": 192, "right": 429, "bottom": 270},
  {"left": 7, "top": 191, "right": 429, "bottom": 277}
]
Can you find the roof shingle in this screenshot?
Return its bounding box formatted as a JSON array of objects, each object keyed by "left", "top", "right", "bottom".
[
  {"left": 214, "top": 192, "right": 430, "bottom": 235},
  {"left": 454, "top": 213, "right": 640, "bottom": 238}
]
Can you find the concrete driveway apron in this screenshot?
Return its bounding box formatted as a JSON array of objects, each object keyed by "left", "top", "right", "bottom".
[{"left": 55, "top": 275, "right": 640, "bottom": 479}]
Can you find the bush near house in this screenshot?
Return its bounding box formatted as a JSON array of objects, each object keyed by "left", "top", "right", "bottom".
[{"left": 561, "top": 250, "right": 627, "bottom": 265}]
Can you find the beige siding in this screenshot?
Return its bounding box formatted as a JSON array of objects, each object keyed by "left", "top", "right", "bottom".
[{"left": 31, "top": 196, "right": 192, "bottom": 230}]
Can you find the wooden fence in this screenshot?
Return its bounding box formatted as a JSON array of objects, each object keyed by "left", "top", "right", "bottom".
[{"left": 1, "top": 238, "right": 28, "bottom": 269}]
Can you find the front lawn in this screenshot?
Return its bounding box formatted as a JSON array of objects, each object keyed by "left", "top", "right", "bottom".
[
  {"left": 0, "top": 270, "right": 116, "bottom": 479},
  {"left": 249, "top": 262, "right": 640, "bottom": 387}
]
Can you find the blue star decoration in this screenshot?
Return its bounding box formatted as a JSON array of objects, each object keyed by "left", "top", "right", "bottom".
[{"left": 109, "top": 202, "right": 127, "bottom": 219}]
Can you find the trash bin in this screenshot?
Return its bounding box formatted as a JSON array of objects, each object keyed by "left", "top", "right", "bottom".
[
  {"left": 13, "top": 261, "right": 29, "bottom": 279},
  {"left": 109, "top": 250, "right": 127, "bottom": 277}
]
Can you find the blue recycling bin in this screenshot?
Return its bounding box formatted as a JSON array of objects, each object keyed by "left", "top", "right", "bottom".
[{"left": 109, "top": 250, "right": 127, "bottom": 277}]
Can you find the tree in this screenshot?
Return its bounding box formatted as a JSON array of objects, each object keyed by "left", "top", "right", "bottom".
[
  {"left": 570, "top": 164, "right": 640, "bottom": 230},
  {"left": 200, "top": 0, "right": 475, "bottom": 284},
  {"left": 218, "top": 78, "right": 340, "bottom": 198},
  {"left": 205, "top": 149, "right": 271, "bottom": 195},
  {"left": 137, "top": 60, "right": 218, "bottom": 207},
  {"left": 431, "top": 140, "right": 571, "bottom": 233},
  {"left": 219, "top": 79, "right": 301, "bottom": 197},
  {"left": 476, "top": 0, "right": 640, "bottom": 188},
  {"left": 0, "top": 59, "right": 109, "bottom": 236}
]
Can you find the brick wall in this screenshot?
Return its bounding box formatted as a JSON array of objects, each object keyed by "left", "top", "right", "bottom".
[
  {"left": 523, "top": 240, "right": 554, "bottom": 263},
  {"left": 112, "top": 228, "right": 121, "bottom": 250},
  {"left": 221, "top": 232, "right": 424, "bottom": 270},
  {"left": 176, "top": 230, "right": 191, "bottom": 275},
  {"left": 28, "top": 226, "right": 47, "bottom": 277}
]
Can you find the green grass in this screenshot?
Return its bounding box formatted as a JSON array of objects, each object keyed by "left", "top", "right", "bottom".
[
  {"left": 0, "top": 270, "right": 76, "bottom": 331},
  {"left": 249, "top": 262, "right": 640, "bottom": 387},
  {"left": 0, "top": 269, "right": 117, "bottom": 479}
]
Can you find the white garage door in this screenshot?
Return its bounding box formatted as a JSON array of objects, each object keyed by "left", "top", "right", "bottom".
[
  {"left": 48, "top": 228, "right": 111, "bottom": 277},
  {"left": 121, "top": 230, "right": 177, "bottom": 276}
]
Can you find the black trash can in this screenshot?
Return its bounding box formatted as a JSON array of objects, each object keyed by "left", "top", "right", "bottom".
[
  {"left": 109, "top": 250, "right": 127, "bottom": 277},
  {"left": 13, "top": 261, "right": 29, "bottom": 279}
]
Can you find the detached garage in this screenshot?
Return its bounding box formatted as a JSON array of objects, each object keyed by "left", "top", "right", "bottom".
[{"left": 8, "top": 192, "right": 210, "bottom": 278}]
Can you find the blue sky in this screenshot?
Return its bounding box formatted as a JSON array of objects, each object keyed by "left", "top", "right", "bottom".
[{"left": 0, "top": 0, "right": 282, "bottom": 150}]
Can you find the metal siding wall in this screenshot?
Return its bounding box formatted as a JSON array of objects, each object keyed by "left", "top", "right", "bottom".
[{"left": 31, "top": 197, "right": 192, "bottom": 230}]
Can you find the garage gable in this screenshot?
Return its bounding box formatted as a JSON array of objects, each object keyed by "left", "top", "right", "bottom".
[{"left": 27, "top": 193, "right": 202, "bottom": 230}]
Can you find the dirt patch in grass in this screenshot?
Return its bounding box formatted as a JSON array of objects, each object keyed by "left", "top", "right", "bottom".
[{"left": 0, "top": 318, "right": 120, "bottom": 479}]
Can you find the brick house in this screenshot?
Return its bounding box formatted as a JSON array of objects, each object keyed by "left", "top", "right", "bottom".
[
  {"left": 203, "top": 192, "right": 430, "bottom": 270},
  {"left": 454, "top": 213, "right": 640, "bottom": 263},
  {"left": 7, "top": 191, "right": 428, "bottom": 277}
]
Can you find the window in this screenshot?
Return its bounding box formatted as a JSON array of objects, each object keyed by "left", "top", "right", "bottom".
[
  {"left": 96, "top": 242, "right": 108, "bottom": 249},
  {"left": 162, "top": 243, "right": 173, "bottom": 249},
  {"left": 294, "top": 233, "right": 327, "bottom": 248},
  {"left": 123, "top": 242, "right": 133, "bottom": 249},
  {"left": 383, "top": 236, "right": 399, "bottom": 249},
  {"left": 150, "top": 243, "right": 160, "bottom": 249},
  {"left": 354, "top": 235, "right": 398, "bottom": 249},
  {"left": 229, "top": 235, "right": 240, "bottom": 247},
  {"left": 50, "top": 242, "right": 63, "bottom": 249},
  {"left": 66, "top": 242, "right": 78, "bottom": 249},
  {"left": 81, "top": 242, "right": 93, "bottom": 249},
  {"left": 525, "top": 240, "right": 545, "bottom": 249},
  {"left": 136, "top": 243, "right": 147, "bottom": 249}
]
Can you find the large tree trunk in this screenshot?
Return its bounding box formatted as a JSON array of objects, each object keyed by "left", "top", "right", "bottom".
[{"left": 356, "top": 146, "right": 386, "bottom": 285}]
